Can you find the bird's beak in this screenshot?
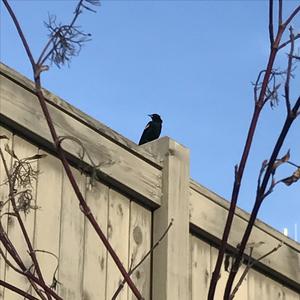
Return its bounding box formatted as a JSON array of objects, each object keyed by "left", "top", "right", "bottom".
[{"left": 148, "top": 114, "right": 152, "bottom": 117}]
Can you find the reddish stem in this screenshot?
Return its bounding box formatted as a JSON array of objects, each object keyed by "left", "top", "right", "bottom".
[
  {"left": 0, "top": 280, "right": 39, "bottom": 300},
  {"left": 208, "top": 9, "right": 287, "bottom": 298},
  {"left": 223, "top": 97, "right": 300, "bottom": 299},
  {"left": 207, "top": 43, "right": 279, "bottom": 300},
  {"left": 2, "top": 1, "right": 143, "bottom": 298}
]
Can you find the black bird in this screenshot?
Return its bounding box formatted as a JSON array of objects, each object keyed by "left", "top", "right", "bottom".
[{"left": 138, "top": 114, "right": 163, "bottom": 145}]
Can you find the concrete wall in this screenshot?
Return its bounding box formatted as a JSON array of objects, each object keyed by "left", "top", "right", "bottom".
[{"left": 0, "top": 63, "right": 299, "bottom": 299}]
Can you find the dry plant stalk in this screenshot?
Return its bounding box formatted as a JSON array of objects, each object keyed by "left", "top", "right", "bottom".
[
  {"left": 0, "top": 138, "right": 62, "bottom": 300},
  {"left": 2, "top": 0, "right": 144, "bottom": 298},
  {"left": 208, "top": 1, "right": 300, "bottom": 299},
  {"left": 229, "top": 242, "right": 283, "bottom": 300},
  {"left": 111, "top": 219, "right": 174, "bottom": 300}
]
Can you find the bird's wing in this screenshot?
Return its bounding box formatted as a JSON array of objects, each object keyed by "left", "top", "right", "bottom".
[
  {"left": 144, "top": 123, "right": 150, "bottom": 129},
  {"left": 138, "top": 121, "right": 152, "bottom": 145}
]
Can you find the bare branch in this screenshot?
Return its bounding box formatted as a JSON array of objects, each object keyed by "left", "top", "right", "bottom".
[
  {"left": 208, "top": 38, "right": 280, "bottom": 300},
  {"left": 229, "top": 243, "right": 282, "bottom": 299},
  {"left": 253, "top": 70, "right": 266, "bottom": 102},
  {"left": 257, "top": 159, "right": 268, "bottom": 194},
  {"left": 2, "top": 0, "right": 36, "bottom": 71},
  {"left": 38, "top": 0, "right": 100, "bottom": 68},
  {"left": 0, "top": 223, "right": 26, "bottom": 270},
  {"left": 43, "top": 18, "right": 92, "bottom": 67},
  {"left": 269, "top": 0, "right": 274, "bottom": 47},
  {"left": 278, "top": 0, "right": 283, "bottom": 26},
  {"left": 259, "top": 152, "right": 299, "bottom": 198},
  {"left": 264, "top": 83, "right": 281, "bottom": 107},
  {"left": 285, "top": 160, "right": 300, "bottom": 168},
  {"left": 210, "top": 3, "right": 300, "bottom": 296},
  {"left": 0, "top": 280, "right": 40, "bottom": 300},
  {"left": 284, "top": 27, "right": 295, "bottom": 114},
  {"left": 283, "top": 5, "right": 300, "bottom": 29},
  {"left": 224, "top": 96, "right": 300, "bottom": 298},
  {"left": 278, "top": 33, "right": 300, "bottom": 50},
  {"left": 3, "top": 1, "right": 144, "bottom": 297},
  {"left": 253, "top": 68, "right": 284, "bottom": 106},
  {"left": 58, "top": 135, "right": 100, "bottom": 168},
  {"left": 33, "top": 250, "right": 60, "bottom": 290},
  {"left": 0, "top": 240, "right": 50, "bottom": 300},
  {"left": 0, "top": 149, "right": 52, "bottom": 300},
  {"left": 0, "top": 247, "right": 25, "bottom": 277},
  {"left": 111, "top": 219, "right": 174, "bottom": 300},
  {"left": 208, "top": 7, "right": 293, "bottom": 293}
]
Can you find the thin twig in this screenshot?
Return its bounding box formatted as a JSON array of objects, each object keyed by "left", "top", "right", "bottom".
[
  {"left": 0, "top": 242, "right": 48, "bottom": 300},
  {"left": 207, "top": 21, "right": 282, "bottom": 300},
  {"left": 208, "top": 3, "right": 300, "bottom": 298},
  {"left": 278, "top": 33, "right": 300, "bottom": 50},
  {"left": 0, "top": 223, "right": 26, "bottom": 270},
  {"left": 0, "top": 150, "right": 53, "bottom": 300},
  {"left": 286, "top": 160, "right": 300, "bottom": 168},
  {"left": 2, "top": 1, "right": 144, "bottom": 298},
  {"left": 253, "top": 70, "right": 266, "bottom": 102},
  {"left": 37, "top": 0, "right": 84, "bottom": 66},
  {"left": 229, "top": 243, "right": 282, "bottom": 299},
  {"left": 0, "top": 148, "right": 52, "bottom": 300},
  {"left": 0, "top": 234, "right": 62, "bottom": 300},
  {"left": 2, "top": 0, "right": 36, "bottom": 71},
  {"left": 278, "top": 0, "right": 283, "bottom": 26},
  {"left": 58, "top": 136, "right": 100, "bottom": 168},
  {"left": 284, "top": 27, "right": 294, "bottom": 114},
  {"left": 224, "top": 96, "right": 300, "bottom": 298},
  {"left": 38, "top": 0, "right": 100, "bottom": 68},
  {"left": 38, "top": 0, "right": 91, "bottom": 68},
  {"left": 257, "top": 159, "right": 268, "bottom": 195},
  {"left": 269, "top": 0, "right": 274, "bottom": 47},
  {"left": 33, "top": 250, "right": 60, "bottom": 290},
  {"left": 111, "top": 219, "right": 174, "bottom": 300},
  {"left": 0, "top": 246, "right": 48, "bottom": 300},
  {"left": 0, "top": 280, "right": 39, "bottom": 300},
  {"left": 0, "top": 247, "right": 26, "bottom": 278},
  {"left": 37, "top": 35, "right": 55, "bottom": 66},
  {"left": 283, "top": 5, "right": 300, "bottom": 29}
]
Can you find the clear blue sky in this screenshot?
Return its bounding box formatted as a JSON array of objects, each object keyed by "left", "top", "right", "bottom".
[{"left": 1, "top": 0, "right": 299, "bottom": 241}]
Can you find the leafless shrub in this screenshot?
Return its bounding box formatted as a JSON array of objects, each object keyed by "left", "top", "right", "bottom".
[
  {"left": 209, "top": 2, "right": 300, "bottom": 299},
  {"left": 39, "top": 0, "right": 100, "bottom": 68},
  {"left": 0, "top": 140, "right": 61, "bottom": 299},
  {"left": 3, "top": 145, "right": 45, "bottom": 215},
  {"left": 3, "top": 0, "right": 144, "bottom": 298}
]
